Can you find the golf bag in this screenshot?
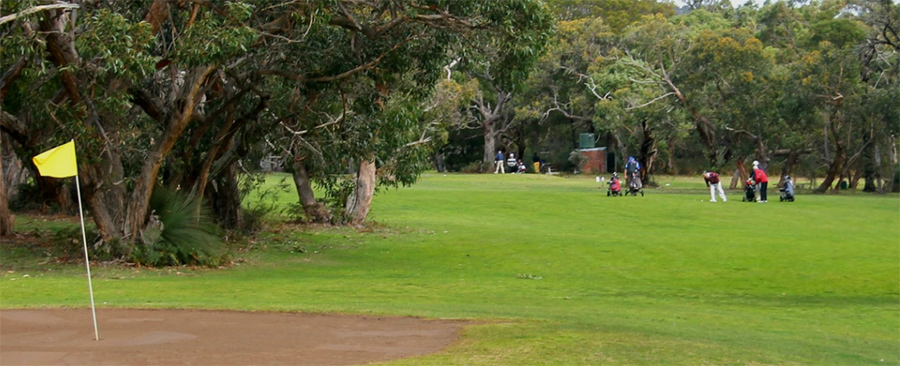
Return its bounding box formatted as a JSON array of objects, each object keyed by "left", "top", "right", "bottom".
[
  {"left": 607, "top": 175, "right": 621, "bottom": 196},
  {"left": 624, "top": 170, "right": 644, "bottom": 196},
  {"left": 779, "top": 176, "right": 795, "bottom": 202},
  {"left": 741, "top": 179, "right": 756, "bottom": 202}
]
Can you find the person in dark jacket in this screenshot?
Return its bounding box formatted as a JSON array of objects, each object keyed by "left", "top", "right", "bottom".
[
  {"left": 703, "top": 171, "right": 727, "bottom": 202},
  {"left": 625, "top": 156, "right": 641, "bottom": 187}
]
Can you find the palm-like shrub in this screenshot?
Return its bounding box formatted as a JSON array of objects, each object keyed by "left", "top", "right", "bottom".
[{"left": 132, "top": 187, "right": 226, "bottom": 266}]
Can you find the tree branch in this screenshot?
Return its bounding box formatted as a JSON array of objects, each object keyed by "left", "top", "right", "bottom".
[
  {"left": 0, "top": 3, "right": 80, "bottom": 26},
  {"left": 626, "top": 92, "right": 674, "bottom": 110}
]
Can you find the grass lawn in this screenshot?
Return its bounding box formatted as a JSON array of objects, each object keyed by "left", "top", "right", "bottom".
[{"left": 2, "top": 173, "right": 898, "bottom": 365}]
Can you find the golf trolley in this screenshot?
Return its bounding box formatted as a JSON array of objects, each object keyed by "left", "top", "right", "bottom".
[
  {"left": 779, "top": 176, "right": 795, "bottom": 202},
  {"left": 607, "top": 173, "right": 621, "bottom": 196},
  {"left": 624, "top": 170, "right": 644, "bottom": 196},
  {"left": 741, "top": 179, "right": 756, "bottom": 202}
]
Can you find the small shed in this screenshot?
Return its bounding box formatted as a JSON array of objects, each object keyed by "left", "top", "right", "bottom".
[{"left": 578, "top": 147, "right": 607, "bottom": 175}]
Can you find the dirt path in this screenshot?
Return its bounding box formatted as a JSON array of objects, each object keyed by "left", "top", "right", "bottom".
[{"left": 0, "top": 308, "right": 467, "bottom": 365}]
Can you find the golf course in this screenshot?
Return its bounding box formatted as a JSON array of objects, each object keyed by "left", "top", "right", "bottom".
[{"left": 2, "top": 173, "right": 898, "bottom": 365}]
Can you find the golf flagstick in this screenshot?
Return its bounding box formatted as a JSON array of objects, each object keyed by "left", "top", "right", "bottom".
[
  {"left": 75, "top": 174, "right": 100, "bottom": 341},
  {"left": 31, "top": 140, "right": 99, "bottom": 341}
]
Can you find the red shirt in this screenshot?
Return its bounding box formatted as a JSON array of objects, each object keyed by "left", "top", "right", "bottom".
[{"left": 753, "top": 168, "right": 768, "bottom": 183}]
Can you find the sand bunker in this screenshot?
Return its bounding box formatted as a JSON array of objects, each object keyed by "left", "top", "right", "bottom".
[{"left": 0, "top": 308, "right": 466, "bottom": 365}]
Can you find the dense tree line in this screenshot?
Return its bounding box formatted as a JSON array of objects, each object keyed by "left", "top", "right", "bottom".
[
  {"left": 0, "top": 0, "right": 552, "bottom": 259},
  {"left": 456, "top": 0, "right": 897, "bottom": 193},
  {"left": 1, "top": 0, "right": 896, "bottom": 263}
]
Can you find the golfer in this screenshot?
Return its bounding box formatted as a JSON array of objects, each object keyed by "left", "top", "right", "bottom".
[
  {"left": 703, "top": 171, "right": 727, "bottom": 202},
  {"left": 750, "top": 160, "right": 769, "bottom": 203}
]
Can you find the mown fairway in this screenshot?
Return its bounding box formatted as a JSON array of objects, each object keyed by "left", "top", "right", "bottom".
[{"left": 2, "top": 173, "right": 898, "bottom": 365}]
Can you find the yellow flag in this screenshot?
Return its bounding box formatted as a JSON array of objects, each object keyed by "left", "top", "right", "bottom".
[{"left": 32, "top": 140, "right": 78, "bottom": 178}]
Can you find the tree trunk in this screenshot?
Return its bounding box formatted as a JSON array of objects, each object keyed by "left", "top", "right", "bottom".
[
  {"left": 36, "top": 175, "right": 73, "bottom": 213},
  {"left": 863, "top": 130, "right": 878, "bottom": 192},
  {"left": 776, "top": 150, "right": 799, "bottom": 188},
  {"left": 816, "top": 118, "right": 844, "bottom": 193},
  {"left": 609, "top": 131, "right": 628, "bottom": 174},
  {"left": 191, "top": 94, "right": 266, "bottom": 206},
  {"left": 125, "top": 65, "right": 214, "bottom": 239},
  {"left": 730, "top": 160, "right": 749, "bottom": 190},
  {"left": 754, "top": 135, "right": 769, "bottom": 172},
  {"left": 0, "top": 138, "right": 12, "bottom": 236},
  {"left": 344, "top": 159, "right": 376, "bottom": 226},
  {"left": 887, "top": 136, "right": 898, "bottom": 193},
  {"left": 639, "top": 120, "right": 657, "bottom": 185},
  {"left": 291, "top": 158, "right": 332, "bottom": 223},
  {"left": 80, "top": 149, "right": 128, "bottom": 242},
  {"left": 482, "top": 117, "right": 497, "bottom": 170},
  {"left": 850, "top": 168, "right": 864, "bottom": 190},
  {"left": 874, "top": 142, "right": 883, "bottom": 193},
  {"left": 209, "top": 161, "right": 243, "bottom": 230},
  {"left": 1, "top": 144, "right": 27, "bottom": 203},
  {"left": 666, "top": 137, "right": 675, "bottom": 174},
  {"left": 431, "top": 151, "right": 446, "bottom": 173}
]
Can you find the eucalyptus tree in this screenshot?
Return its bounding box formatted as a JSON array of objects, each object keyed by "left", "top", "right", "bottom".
[
  {"left": 434, "top": 2, "right": 554, "bottom": 170},
  {"left": 591, "top": 55, "right": 693, "bottom": 183},
  {"left": 619, "top": 13, "right": 723, "bottom": 166},
  {"left": 619, "top": 9, "right": 785, "bottom": 178},
  {"left": 0, "top": 0, "right": 554, "bottom": 248},
  {"left": 518, "top": 1, "right": 674, "bottom": 172},
  {"left": 266, "top": 0, "right": 553, "bottom": 222},
  {"left": 517, "top": 17, "right": 614, "bottom": 163},
  {"left": 851, "top": 0, "right": 899, "bottom": 192},
  {"left": 765, "top": 0, "right": 893, "bottom": 193}
]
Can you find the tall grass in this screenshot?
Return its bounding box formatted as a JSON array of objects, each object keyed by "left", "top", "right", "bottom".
[{"left": 1, "top": 173, "right": 897, "bottom": 365}]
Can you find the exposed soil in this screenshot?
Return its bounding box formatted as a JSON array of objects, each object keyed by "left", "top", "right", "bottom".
[{"left": 0, "top": 308, "right": 467, "bottom": 365}]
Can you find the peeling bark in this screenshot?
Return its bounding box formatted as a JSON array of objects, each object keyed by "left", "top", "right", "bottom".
[
  {"left": 344, "top": 159, "right": 376, "bottom": 226},
  {"left": 474, "top": 91, "right": 511, "bottom": 169}
]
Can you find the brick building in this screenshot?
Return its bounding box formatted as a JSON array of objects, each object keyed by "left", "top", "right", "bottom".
[{"left": 578, "top": 147, "right": 607, "bottom": 175}]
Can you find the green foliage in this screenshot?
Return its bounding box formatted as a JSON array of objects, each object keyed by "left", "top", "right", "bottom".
[
  {"left": 545, "top": 0, "right": 675, "bottom": 30},
  {"left": 671, "top": 8, "right": 733, "bottom": 31},
  {"left": 132, "top": 187, "right": 226, "bottom": 267},
  {"left": 173, "top": 2, "right": 256, "bottom": 65},
  {"left": 239, "top": 173, "right": 291, "bottom": 232},
  {"left": 807, "top": 18, "right": 867, "bottom": 49},
  {"left": 75, "top": 10, "right": 156, "bottom": 80}
]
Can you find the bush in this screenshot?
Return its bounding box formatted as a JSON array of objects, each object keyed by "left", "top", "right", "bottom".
[
  {"left": 48, "top": 226, "right": 94, "bottom": 262},
  {"left": 239, "top": 173, "right": 290, "bottom": 233},
  {"left": 461, "top": 161, "right": 489, "bottom": 173},
  {"left": 10, "top": 180, "right": 43, "bottom": 212},
  {"left": 131, "top": 187, "right": 227, "bottom": 267}
]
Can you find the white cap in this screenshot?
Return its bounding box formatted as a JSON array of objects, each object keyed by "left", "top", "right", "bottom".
[{"left": 752, "top": 160, "right": 759, "bottom": 166}]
